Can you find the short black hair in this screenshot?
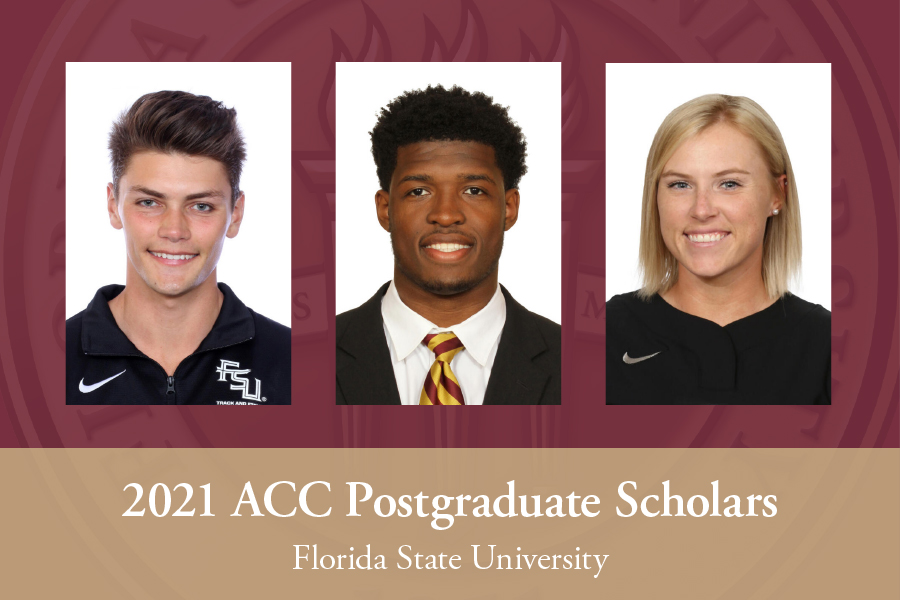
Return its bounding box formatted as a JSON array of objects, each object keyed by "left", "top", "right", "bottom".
[
  {"left": 370, "top": 85, "right": 527, "bottom": 191},
  {"left": 109, "top": 90, "right": 246, "bottom": 204}
]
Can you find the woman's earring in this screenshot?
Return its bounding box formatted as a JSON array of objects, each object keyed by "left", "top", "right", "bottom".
[{"left": 772, "top": 209, "right": 780, "bottom": 215}]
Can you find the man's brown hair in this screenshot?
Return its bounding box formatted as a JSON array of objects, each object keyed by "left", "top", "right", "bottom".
[{"left": 109, "top": 90, "right": 246, "bottom": 204}]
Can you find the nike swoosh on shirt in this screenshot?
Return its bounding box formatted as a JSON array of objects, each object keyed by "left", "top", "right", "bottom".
[
  {"left": 623, "top": 352, "right": 660, "bottom": 364},
  {"left": 79, "top": 370, "right": 126, "bottom": 393}
]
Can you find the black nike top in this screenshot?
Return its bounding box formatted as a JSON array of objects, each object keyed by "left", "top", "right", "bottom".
[
  {"left": 66, "top": 283, "right": 291, "bottom": 405},
  {"left": 606, "top": 292, "right": 831, "bottom": 405}
]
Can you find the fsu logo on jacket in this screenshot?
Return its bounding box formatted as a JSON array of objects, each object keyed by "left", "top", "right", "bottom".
[{"left": 215, "top": 360, "right": 265, "bottom": 404}]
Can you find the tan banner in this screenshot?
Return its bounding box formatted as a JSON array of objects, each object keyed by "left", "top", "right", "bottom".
[{"left": 2, "top": 448, "right": 896, "bottom": 598}]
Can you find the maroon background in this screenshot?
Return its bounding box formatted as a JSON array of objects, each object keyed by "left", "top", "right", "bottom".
[{"left": 0, "top": 0, "right": 896, "bottom": 449}]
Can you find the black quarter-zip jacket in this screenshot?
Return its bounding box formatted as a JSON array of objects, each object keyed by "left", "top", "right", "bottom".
[
  {"left": 606, "top": 291, "right": 831, "bottom": 405},
  {"left": 66, "top": 283, "right": 290, "bottom": 405}
]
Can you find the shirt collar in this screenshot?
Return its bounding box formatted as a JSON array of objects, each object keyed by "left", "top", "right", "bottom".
[
  {"left": 381, "top": 280, "right": 506, "bottom": 366},
  {"left": 81, "top": 282, "right": 255, "bottom": 355}
]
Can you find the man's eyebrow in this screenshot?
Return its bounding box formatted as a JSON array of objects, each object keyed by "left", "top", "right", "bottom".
[
  {"left": 397, "top": 173, "right": 498, "bottom": 185},
  {"left": 459, "top": 174, "right": 496, "bottom": 185},
  {"left": 185, "top": 189, "right": 225, "bottom": 200},
  {"left": 399, "top": 174, "right": 433, "bottom": 183},
  {"left": 127, "top": 186, "right": 225, "bottom": 201},
  {"left": 129, "top": 185, "right": 167, "bottom": 199}
]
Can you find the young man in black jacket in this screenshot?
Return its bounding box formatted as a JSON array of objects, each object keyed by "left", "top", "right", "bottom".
[{"left": 67, "top": 91, "right": 290, "bottom": 405}]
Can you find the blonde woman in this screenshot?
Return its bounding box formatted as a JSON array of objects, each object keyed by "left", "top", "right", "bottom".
[{"left": 606, "top": 94, "right": 830, "bottom": 405}]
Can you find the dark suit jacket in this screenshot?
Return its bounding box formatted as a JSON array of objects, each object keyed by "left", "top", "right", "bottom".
[{"left": 336, "top": 283, "right": 561, "bottom": 405}]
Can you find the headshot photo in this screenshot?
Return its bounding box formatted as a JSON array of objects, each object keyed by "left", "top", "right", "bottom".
[
  {"left": 605, "top": 63, "right": 831, "bottom": 405},
  {"left": 65, "top": 62, "right": 291, "bottom": 405},
  {"left": 335, "top": 62, "right": 561, "bottom": 406}
]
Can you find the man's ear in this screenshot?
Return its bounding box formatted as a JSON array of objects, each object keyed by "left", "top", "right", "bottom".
[
  {"left": 503, "top": 188, "right": 520, "bottom": 231},
  {"left": 107, "top": 183, "right": 123, "bottom": 230},
  {"left": 226, "top": 193, "right": 245, "bottom": 238},
  {"left": 375, "top": 189, "right": 391, "bottom": 232}
]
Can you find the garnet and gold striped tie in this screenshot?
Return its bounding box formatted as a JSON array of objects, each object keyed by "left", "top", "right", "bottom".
[{"left": 420, "top": 332, "right": 466, "bottom": 405}]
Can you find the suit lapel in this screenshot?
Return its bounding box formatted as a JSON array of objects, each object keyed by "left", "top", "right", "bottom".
[
  {"left": 483, "top": 287, "right": 551, "bottom": 405},
  {"left": 337, "top": 284, "right": 402, "bottom": 405}
]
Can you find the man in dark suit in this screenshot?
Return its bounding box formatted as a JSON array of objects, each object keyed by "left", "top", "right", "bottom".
[{"left": 337, "top": 85, "right": 560, "bottom": 405}]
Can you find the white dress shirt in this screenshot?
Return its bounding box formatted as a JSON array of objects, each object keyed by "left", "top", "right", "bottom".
[{"left": 381, "top": 280, "right": 506, "bottom": 405}]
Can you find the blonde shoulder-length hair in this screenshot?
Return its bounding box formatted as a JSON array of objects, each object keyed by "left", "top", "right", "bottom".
[{"left": 638, "top": 94, "right": 801, "bottom": 300}]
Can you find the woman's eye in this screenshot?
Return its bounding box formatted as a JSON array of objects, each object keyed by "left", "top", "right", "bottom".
[
  {"left": 721, "top": 180, "right": 741, "bottom": 190},
  {"left": 667, "top": 181, "right": 690, "bottom": 190}
]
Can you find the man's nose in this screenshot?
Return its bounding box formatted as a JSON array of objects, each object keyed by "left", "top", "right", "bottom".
[
  {"left": 158, "top": 207, "right": 190, "bottom": 241},
  {"left": 427, "top": 189, "right": 465, "bottom": 226}
]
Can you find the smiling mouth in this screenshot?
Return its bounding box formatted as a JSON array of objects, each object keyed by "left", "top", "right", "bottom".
[
  {"left": 149, "top": 251, "right": 198, "bottom": 262},
  {"left": 424, "top": 243, "right": 472, "bottom": 253},
  {"left": 421, "top": 241, "right": 474, "bottom": 262},
  {"left": 686, "top": 232, "right": 729, "bottom": 244}
]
